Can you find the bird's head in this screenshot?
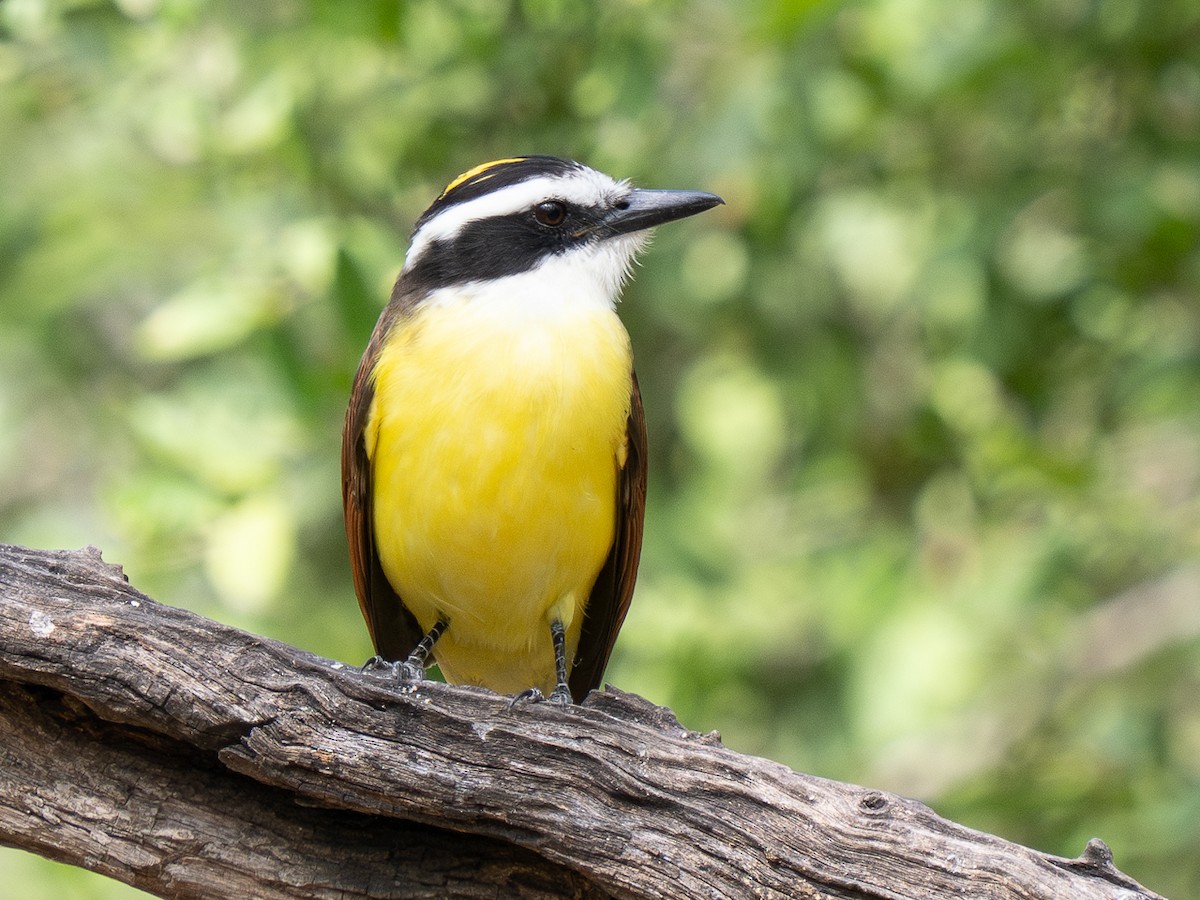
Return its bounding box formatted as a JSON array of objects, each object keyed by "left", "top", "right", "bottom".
[{"left": 398, "top": 156, "right": 723, "bottom": 308}]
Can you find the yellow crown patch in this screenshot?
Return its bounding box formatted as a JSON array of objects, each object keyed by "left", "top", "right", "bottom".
[{"left": 440, "top": 157, "right": 529, "bottom": 198}]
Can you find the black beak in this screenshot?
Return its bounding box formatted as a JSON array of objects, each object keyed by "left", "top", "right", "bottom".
[{"left": 600, "top": 188, "right": 724, "bottom": 236}]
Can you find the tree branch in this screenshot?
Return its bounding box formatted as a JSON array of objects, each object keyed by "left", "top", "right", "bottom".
[{"left": 0, "top": 544, "right": 1165, "bottom": 899}]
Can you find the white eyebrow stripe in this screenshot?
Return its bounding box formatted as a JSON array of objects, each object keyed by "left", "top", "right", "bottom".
[{"left": 402, "top": 168, "right": 626, "bottom": 272}]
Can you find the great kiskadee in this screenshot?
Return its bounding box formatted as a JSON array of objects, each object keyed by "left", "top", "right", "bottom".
[{"left": 342, "top": 156, "right": 722, "bottom": 703}]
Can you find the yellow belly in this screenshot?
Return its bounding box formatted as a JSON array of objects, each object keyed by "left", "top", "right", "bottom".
[{"left": 365, "top": 295, "right": 633, "bottom": 695}]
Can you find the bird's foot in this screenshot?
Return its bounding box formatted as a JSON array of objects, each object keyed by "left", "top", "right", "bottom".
[
  {"left": 395, "top": 659, "right": 427, "bottom": 683},
  {"left": 508, "top": 684, "right": 573, "bottom": 707},
  {"left": 361, "top": 655, "right": 426, "bottom": 684},
  {"left": 548, "top": 683, "right": 573, "bottom": 704},
  {"left": 508, "top": 687, "right": 544, "bottom": 707}
]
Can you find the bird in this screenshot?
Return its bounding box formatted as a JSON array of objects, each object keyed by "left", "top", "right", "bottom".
[{"left": 342, "top": 155, "right": 722, "bottom": 703}]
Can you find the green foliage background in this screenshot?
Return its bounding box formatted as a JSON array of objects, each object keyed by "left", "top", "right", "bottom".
[{"left": 2, "top": 0, "right": 1198, "bottom": 895}]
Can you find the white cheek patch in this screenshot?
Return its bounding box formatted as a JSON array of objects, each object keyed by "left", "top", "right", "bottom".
[
  {"left": 420, "top": 231, "right": 649, "bottom": 314},
  {"left": 403, "top": 168, "right": 629, "bottom": 272}
]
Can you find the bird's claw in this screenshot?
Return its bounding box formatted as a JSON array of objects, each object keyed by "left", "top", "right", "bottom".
[
  {"left": 547, "top": 685, "right": 573, "bottom": 705},
  {"left": 361, "top": 655, "right": 426, "bottom": 684},
  {"left": 396, "top": 659, "right": 426, "bottom": 683},
  {"left": 508, "top": 685, "right": 573, "bottom": 707},
  {"left": 508, "top": 687, "right": 544, "bottom": 707}
]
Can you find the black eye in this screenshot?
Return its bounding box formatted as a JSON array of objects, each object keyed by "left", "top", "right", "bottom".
[{"left": 533, "top": 200, "right": 567, "bottom": 227}]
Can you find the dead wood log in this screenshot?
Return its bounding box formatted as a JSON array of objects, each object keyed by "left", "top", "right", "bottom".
[{"left": 0, "top": 544, "right": 1166, "bottom": 899}]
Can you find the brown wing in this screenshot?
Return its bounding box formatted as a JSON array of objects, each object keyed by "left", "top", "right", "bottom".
[
  {"left": 568, "top": 371, "right": 648, "bottom": 702},
  {"left": 341, "top": 308, "right": 423, "bottom": 662}
]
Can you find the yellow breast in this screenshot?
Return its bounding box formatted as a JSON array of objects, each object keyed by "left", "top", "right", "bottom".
[{"left": 364, "top": 290, "right": 633, "bottom": 695}]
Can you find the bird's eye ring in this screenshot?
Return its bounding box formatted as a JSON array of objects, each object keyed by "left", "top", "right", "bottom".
[{"left": 534, "top": 201, "right": 567, "bottom": 227}]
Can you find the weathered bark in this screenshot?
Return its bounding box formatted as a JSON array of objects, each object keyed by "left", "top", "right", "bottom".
[
  {"left": 0, "top": 544, "right": 1166, "bottom": 899},
  {"left": 0, "top": 683, "right": 605, "bottom": 898}
]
